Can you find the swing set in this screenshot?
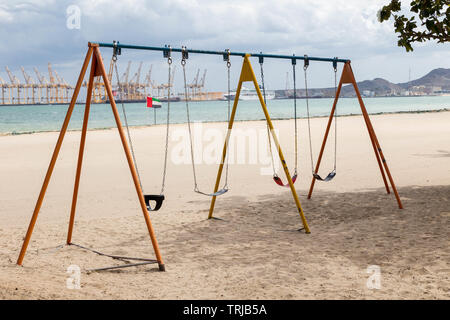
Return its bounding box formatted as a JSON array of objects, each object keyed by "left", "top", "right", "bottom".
[{"left": 16, "top": 42, "right": 403, "bottom": 271}]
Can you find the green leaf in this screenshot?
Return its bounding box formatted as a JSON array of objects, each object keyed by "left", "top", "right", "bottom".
[{"left": 379, "top": 0, "right": 449, "bottom": 51}]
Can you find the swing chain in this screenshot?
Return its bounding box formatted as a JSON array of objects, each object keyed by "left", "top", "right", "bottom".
[
  {"left": 112, "top": 44, "right": 172, "bottom": 198},
  {"left": 259, "top": 57, "right": 277, "bottom": 177},
  {"left": 181, "top": 48, "right": 200, "bottom": 192},
  {"left": 303, "top": 57, "right": 315, "bottom": 175},
  {"left": 183, "top": 48, "right": 230, "bottom": 195},
  {"left": 160, "top": 48, "right": 172, "bottom": 195},
  {"left": 292, "top": 55, "right": 298, "bottom": 175},
  {"left": 333, "top": 58, "right": 338, "bottom": 171},
  {"left": 304, "top": 56, "right": 339, "bottom": 179},
  {"left": 223, "top": 51, "right": 231, "bottom": 189},
  {"left": 113, "top": 54, "right": 144, "bottom": 192}
]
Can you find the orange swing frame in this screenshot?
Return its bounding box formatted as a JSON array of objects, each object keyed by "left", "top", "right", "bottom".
[
  {"left": 306, "top": 62, "right": 403, "bottom": 209},
  {"left": 16, "top": 43, "right": 165, "bottom": 271}
]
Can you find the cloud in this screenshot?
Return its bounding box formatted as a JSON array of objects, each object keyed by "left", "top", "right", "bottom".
[{"left": 0, "top": 0, "right": 448, "bottom": 91}]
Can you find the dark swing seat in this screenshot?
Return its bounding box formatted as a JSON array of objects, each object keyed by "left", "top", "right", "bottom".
[
  {"left": 144, "top": 194, "right": 165, "bottom": 212},
  {"left": 313, "top": 170, "right": 336, "bottom": 182}
]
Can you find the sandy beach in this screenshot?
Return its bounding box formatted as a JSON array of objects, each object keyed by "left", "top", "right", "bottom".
[{"left": 0, "top": 111, "right": 449, "bottom": 299}]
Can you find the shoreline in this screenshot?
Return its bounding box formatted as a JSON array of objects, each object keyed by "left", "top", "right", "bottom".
[
  {"left": 2, "top": 107, "right": 449, "bottom": 137},
  {"left": 1, "top": 94, "right": 449, "bottom": 108}
]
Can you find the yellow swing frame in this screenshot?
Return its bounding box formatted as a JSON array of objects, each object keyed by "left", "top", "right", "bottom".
[{"left": 207, "top": 54, "right": 311, "bottom": 233}]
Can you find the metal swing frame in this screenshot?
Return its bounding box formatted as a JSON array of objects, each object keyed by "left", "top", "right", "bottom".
[
  {"left": 16, "top": 41, "right": 404, "bottom": 269},
  {"left": 305, "top": 61, "right": 403, "bottom": 210}
]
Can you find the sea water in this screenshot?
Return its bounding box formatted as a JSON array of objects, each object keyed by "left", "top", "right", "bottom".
[{"left": 0, "top": 95, "right": 449, "bottom": 134}]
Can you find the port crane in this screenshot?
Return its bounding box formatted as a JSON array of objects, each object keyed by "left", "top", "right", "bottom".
[
  {"left": 34, "top": 67, "right": 50, "bottom": 104},
  {"left": 186, "top": 68, "right": 207, "bottom": 100},
  {"left": 0, "top": 75, "right": 11, "bottom": 104},
  {"left": 156, "top": 65, "right": 176, "bottom": 98},
  {"left": 21, "top": 66, "right": 39, "bottom": 104},
  {"left": 53, "top": 70, "right": 73, "bottom": 103},
  {"left": 5, "top": 66, "right": 22, "bottom": 104},
  {"left": 143, "top": 65, "right": 155, "bottom": 97},
  {"left": 129, "top": 61, "right": 143, "bottom": 100},
  {"left": 47, "top": 63, "right": 68, "bottom": 103},
  {"left": 197, "top": 69, "right": 207, "bottom": 98},
  {"left": 0, "top": 64, "right": 74, "bottom": 105},
  {"left": 0, "top": 58, "right": 210, "bottom": 105},
  {"left": 187, "top": 68, "right": 200, "bottom": 100}
]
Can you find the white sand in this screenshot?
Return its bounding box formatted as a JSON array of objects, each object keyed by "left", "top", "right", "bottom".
[{"left": 0, "top": 111, "right": 449, "bottom": 299}]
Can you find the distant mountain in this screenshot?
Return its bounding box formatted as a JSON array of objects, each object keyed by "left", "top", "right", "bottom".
[
  {"left": 398, "top": 68, "right": 450, "bottom": 89},
  {"left": 341, "top": 68, "right": 450, "bottom": 96},
  {"left": 276, "top": 68, "right": 450, "bottom": 98},
  {"left": 341, "top": 77, "right": 403, "bottom": 96}
]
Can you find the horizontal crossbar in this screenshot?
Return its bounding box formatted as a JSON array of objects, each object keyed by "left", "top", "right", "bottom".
[{"left": 94, "top": 42, "right": 350, "bottom": 63}]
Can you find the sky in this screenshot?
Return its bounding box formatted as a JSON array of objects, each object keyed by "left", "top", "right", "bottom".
[{"left": 0, "top": 0, "right": 449, "bottom": 93}]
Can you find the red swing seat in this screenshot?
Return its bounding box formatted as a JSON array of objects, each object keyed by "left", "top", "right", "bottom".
[{"left": 273, "top": 173, "right": 297, "bottom": 187}]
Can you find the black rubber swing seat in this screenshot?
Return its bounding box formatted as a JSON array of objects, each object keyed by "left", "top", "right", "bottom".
[
  {"left": 144, "top": 194, "right": 165, "bottom": 211},
  {"left": 313, "top": 170, "right": 336, "bottom": 182}
]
